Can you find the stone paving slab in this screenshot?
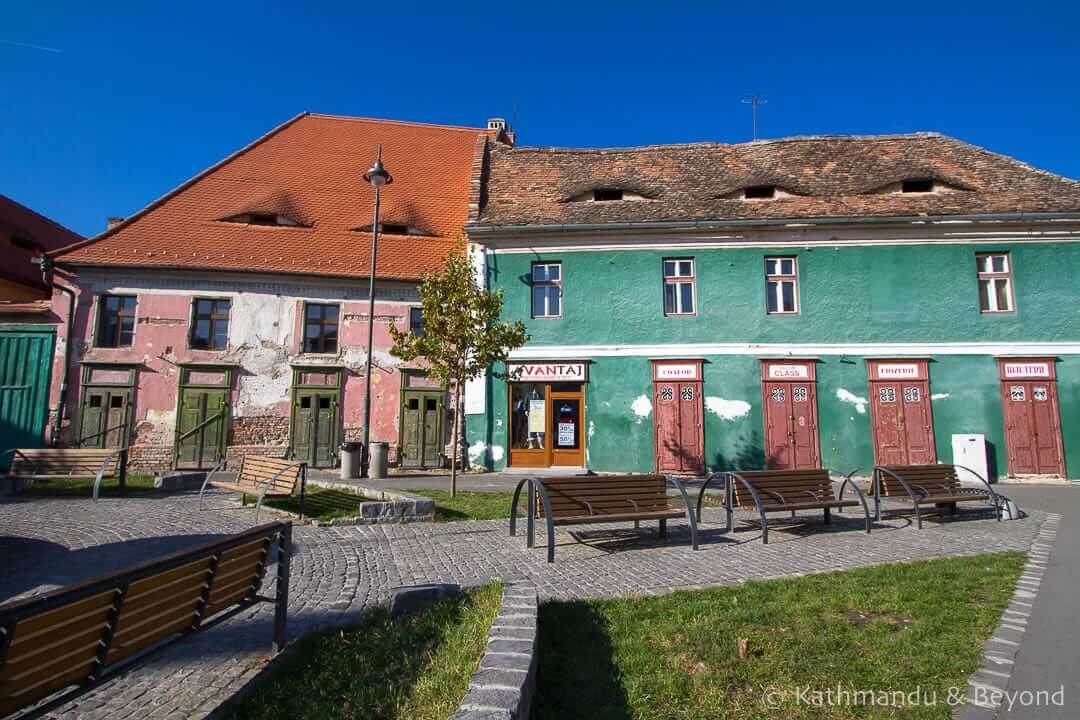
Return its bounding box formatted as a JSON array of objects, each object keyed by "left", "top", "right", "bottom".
[{"left": 0, "top": 491, "right": 1044, "bottom": 719}]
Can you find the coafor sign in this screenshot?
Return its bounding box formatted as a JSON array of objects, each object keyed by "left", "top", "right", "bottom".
[
  {"left": 1003, "top": 362, "right": 1051, "bottom": 379},
  {"left": 508, "top": 362, "right": 588, "bottom": 382},
  {"left": 655, "top": 364, "right": 700, "bottom": 381}
]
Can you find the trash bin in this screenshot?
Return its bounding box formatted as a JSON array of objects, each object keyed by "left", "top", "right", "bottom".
[
  {"left": 340, "top": 441, "right": 362, "bottom": 480},
  {"left": 369, "top": 442, "right": 389, "bottom": 480}
]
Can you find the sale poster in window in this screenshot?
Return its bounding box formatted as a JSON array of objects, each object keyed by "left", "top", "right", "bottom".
[
  {"left": 558, "top": 421, "right": 574, "bottom": 446},
  {"left": 528, "top": 399, "right": 546, "bottom": 433}
]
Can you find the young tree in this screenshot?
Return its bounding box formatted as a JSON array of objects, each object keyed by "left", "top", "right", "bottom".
[{"left": 388, "top": 247, "right": 528, "bottom": 497}]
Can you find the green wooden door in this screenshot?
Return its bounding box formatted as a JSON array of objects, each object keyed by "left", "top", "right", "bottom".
[
  {"left": 400, "top": 390, "right": 444, "bottom": 469},
  {"left": 175, "top": 387, "right": 228, "bottom": 469},
  {"left": 291, "top": 389, "right": 339, "bottom": 468},
  {"left": 78, "top": 388, "right": 131, "bottom": 448},
  {"left": 0, "top": 329, "right": 55, "bottom": 463}
]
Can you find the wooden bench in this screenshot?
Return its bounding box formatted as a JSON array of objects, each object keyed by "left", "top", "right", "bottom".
[
  {"left": 695, "top": 468, "right": 870, "bottom": 544},
  {"left": 509, "top": 474, "right": 699, "bottom": 563},
  {"left": 872, "top": 464, "right": 1000, "bottom": 528},
  {"left": 0, "top": 521, "right": 291, "bottom": 718},
  {"left": 199, "top": 455, "right": 307, "bottom": 522},
  {"left": 0, "top": 448, "right": 126, "bottom": 500}
]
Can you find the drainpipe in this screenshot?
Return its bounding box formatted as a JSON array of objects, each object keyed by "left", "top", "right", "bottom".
[{"left": 38, "top": 255, "right": 75, "bottom": 447}]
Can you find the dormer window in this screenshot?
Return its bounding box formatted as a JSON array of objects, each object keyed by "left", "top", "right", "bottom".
[
  {"left": 593, "top": 189, "right": 624, "bottom": 202},
  {"left": 901, "top": 179, "right": 935, "bottom": 194},
  {"left": 222, "top": 213, "right": 304, "bottom": 227},
  {"left": 744, "top": 185, "right": 776, "bottom": 200},
  {"left": 351, "top": 223, "right": 432, "bottom": 236}
]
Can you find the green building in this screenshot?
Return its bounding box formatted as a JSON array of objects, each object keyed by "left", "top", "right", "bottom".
[{"left": 463, "top": 133, "right": 1080, "bottom": 481}]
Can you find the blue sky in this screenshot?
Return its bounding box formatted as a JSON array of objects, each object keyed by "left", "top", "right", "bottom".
[{"left": 3, "top": 1, "right": 1078, "bottom": 237}]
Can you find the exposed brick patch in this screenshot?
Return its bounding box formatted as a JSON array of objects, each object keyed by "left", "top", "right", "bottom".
[{"left": 231, "top": 416, "right": 289, "bottom": 447}]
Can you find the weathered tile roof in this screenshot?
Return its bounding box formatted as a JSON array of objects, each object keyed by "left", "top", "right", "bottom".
[
  {"left": 1, "top": 193, "right": 84, "bottom": 293},
  {"left": 55, "top": 114, "right": 498, "bottom": 280},
  {"left": 475, "top": 133, "right": 1080, "bottom": 227}
]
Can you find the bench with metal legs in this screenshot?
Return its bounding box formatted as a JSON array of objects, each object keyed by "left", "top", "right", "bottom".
[
  {"left": 870, "top": 464, "right": 1001, "bottom": 529},
  {"left": 199, "top": 456, "right": 306, "bottom": 522},
  {"left": 696, "top": 468, "right": 871, "bottom": 545},
  {"left": 510, "top": 474, "right": 699, "bottom": 563}
]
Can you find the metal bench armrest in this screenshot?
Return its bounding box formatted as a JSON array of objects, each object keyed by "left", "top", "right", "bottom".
[
  {"left": 663, "top": 475, "right": 699, "bottom": 550},
  {"left": 92, "top": 448, "right": 126, "bottom": 501},
  {"left": 728, "top": 471, "right": 772, "bottom": 543},
  {"left": 837, "top": 468, "right": 873, "bottom": 535},
  {"left": 949, "top": 463, "right": 1002, "bottom": 521},
  {"left": 761, "top": 488, "right": 786, "bottom": 504},
  {"left": 254, "top": 462, "right": 303, "bottom": 523},
  {"left": 694, "top": 472, "right": 727, "bottom": 523}
]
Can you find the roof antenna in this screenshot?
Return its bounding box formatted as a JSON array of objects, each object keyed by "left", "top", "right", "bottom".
[{"left": 742, "top": 96, "right": 767, "bottom": 140}]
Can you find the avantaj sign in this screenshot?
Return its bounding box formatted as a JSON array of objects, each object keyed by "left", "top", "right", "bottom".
[{"left": 508, "top": 362, "right": 588, "bottom": 382}]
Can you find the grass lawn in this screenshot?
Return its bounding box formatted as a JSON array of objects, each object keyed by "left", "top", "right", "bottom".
[
  {"left": 264, "top": 487, "right": 376, "bottom": 521},
  {"left": 535, "top": 552, "right": 1025, "bottom": 720},
  {"left": 22, "top": 473, "right": 158, "bottom": 497},
  {"left": 404, "top": 488, "right": 515, "bottom": 522},
  {"left": 222, "top": 581, "right": 502, "bottom": 720}
]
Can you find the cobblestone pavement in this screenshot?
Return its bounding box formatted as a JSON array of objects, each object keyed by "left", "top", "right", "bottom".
[{"left": 0, "top": 491, "right": 1046, "bottom": 719}]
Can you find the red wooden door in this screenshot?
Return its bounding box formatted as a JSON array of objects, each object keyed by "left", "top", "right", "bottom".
[
  {"left": 763, "top": 382, "right": 793, "bottom": 469},
  {"left": 869, "top": 381, "right": 936, "bottom": 465},
  {"left": 1002, "top": 380, "right": 1064, "bottom": 475},
  {"left": 654, "top": 382, "right": 681, "bottom": 472},
  {"left": 790, "top": 382, "right": 819, "bottom": 468},
  {"left": 653, "top": 381, "right": 704, "bottom": 473},
  {"left": 900, "top": 382, "right": 935, "bottom": 464},
  {"left": 869, "top": 383, "right": 906, "bottom": 465},
  {"left": 678, "top": 383, "right": 704, "bottom": 474}
]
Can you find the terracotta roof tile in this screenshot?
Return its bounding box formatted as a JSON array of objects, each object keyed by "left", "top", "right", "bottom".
[
  {"left": 1, "top": 194, "right": 84, "bottom": 291},
  {"left": 55, "top": 114, "right": 496, "bottom": 280},
  {"left": 476, "top": 133, "right": 1080, "bottom": 227}
]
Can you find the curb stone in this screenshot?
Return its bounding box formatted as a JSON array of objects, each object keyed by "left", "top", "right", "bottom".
[
  {"left": 954, "top": 512, "right": 1062, "bottom": 719},
  {"left": 451, "top": 580, "right": 539, "bottom": 720}
]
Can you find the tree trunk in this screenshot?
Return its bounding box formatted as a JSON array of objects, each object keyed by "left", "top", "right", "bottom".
[{"left": 450, "top": 381, "right": 462, "bottom": 498}]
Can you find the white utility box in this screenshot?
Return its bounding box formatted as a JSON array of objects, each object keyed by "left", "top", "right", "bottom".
[{"left": 951, "top": 434, "right": 990, "bottom": 486}]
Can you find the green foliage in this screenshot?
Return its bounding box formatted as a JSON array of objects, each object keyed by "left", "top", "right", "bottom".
[
  {"left": 223, "top": 582, "right": 503, "bottom": 720},
  {"left": 23, "top": 473, "right": 157, "bottom": 497},
  {"left": 535, "top": 552, "right": 1025, "bottom": 720},
  {"left": 387, "top": 247, "right": 528, "bottom": 389},
  {"left": 264, "top": 488, "right": 376, "bottom": 521}
]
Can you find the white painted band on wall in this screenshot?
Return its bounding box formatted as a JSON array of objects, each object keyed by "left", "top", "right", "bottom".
[{"left": 508, "top": 342, "right": 1080, "bottom": 359}]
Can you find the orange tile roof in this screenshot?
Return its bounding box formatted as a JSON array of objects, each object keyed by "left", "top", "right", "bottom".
[{"left": 55, "top": 113, "right": 497, "bottom": 280}]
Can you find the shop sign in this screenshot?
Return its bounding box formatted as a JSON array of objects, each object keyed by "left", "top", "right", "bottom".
[
  {"left": 527, "top": 399, "right": 546, "bottom": 433},
  {"left": 1003, "top": 362, "right": 1051, "bottom": 379},
  {"left": 508, "top": 362, "right": 588, "bottom": 382},
  {"left": 655, "top": 364, "right": 700, "bottom": 381},
  {"left": 767, "top": 364, "right": 810, "bottom": 380},
  {"left": 875, "top": 363, "right": 920, "bottom": 379}
]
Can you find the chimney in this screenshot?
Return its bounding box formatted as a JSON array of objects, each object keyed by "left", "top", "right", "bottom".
[
  {"left": 487, "top": 117, "right": 514, "bottom": 146},
  {"left": 106, "top": 216, "right": 124, "bottom": 230}
]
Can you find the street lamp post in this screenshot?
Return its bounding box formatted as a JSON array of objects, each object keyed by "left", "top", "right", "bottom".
[{"left": 361, "top": 145, "right": 392, "bottom": 477}]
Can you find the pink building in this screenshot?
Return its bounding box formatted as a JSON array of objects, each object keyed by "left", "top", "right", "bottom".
[{"left": 44, "top": 113, "right": 512, "bottom": 472}]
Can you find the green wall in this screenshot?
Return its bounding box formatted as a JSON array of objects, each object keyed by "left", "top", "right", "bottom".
[
  {"left": 486, "top": 243, "right": 1079, "bottom": 344},
  {"left": 466, "top": 241, "right": 1080, "bottom": 479}
]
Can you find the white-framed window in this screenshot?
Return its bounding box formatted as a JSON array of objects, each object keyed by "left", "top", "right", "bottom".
[
  {"left": 977, "top": 253, "right": 1014, "bottom": 313},
  {"left": 765, "top": 256, "right": 798, "bottom": 314},
  {"left": 662, "top": 258, "right": 695, "bottom": 315},
  {"left": 531, "top": 262, "right": 562, "bottom": 318}
]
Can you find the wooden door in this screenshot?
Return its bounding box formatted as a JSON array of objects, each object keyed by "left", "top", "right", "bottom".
[
  {"left": 400, "top": 393, "right": 423, "bottom": 468},
  {"left": 550, "top": 390, "right": 585, "bottom": 467},
  {"left": 1002, "top": 380, "right": 1064, "bottom": 475},
  {"left": 0, "top": 330, "right": 54, "bottom": 457},
  {"left": 292, "top": 390, "right": 339, "bottom": 468},
  {"left": 869, "top": 381, "right": 936, "bottom": 465},
  {"left": 175, "top": 388, "right": 228, "bottom": 469},
  {"left": 762, "top": 381, "right": 820, "bottom": 470},
  {"left": 790, "top": 382, "right": 819, "bottom": 468},
  {"left": 400, "top": 390, "right": 444, "bottom": 469},
  {"left": 421, "top": 394, "right": 443, "bottom": 467},
  {"left": 79, "top": 388, "right": 131, "bottom": 449},
  {"left": 653, "top": 381, "right": 704, "bottom": 474}
]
